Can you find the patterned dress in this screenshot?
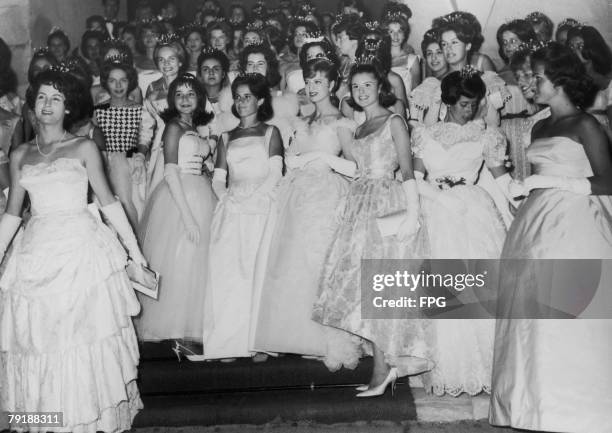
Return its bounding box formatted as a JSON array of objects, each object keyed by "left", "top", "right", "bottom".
[{"left": 313, "top": 114, "right": 432, "bottom": 377}]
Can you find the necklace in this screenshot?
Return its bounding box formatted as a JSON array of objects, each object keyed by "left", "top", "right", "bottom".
[
  {"left": 238, "top": 122, "right": 261, "bottom": 129},
  {"left": 36, "top": 130, "right": 67, "bottom": 157}
]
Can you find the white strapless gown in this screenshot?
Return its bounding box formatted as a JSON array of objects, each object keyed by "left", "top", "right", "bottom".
[{"left": 0, "top": 157, "right": 142, "bottom": 432}]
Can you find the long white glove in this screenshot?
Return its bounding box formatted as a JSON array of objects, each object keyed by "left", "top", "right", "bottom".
[
  {"left": 510, "top": 175, "right": 591, "bottom": 198},
  {"left": 397, "top": 179, "right": 420, "bottom": 240},
  {"left": 0, "top": 213, "right": 21, "bottom": 261},
  {"left": 212, "top": 168, "right": 228, "bottom": 200},
  {"left": 494, "top": 173, "right": 521, "bottom": 208},
  {"left": 309, "top": 152, "right": 358, "bottom": 177},
  {"left": 100, "top": 201, "right": 147, "bottom": 265},
  {"left": 414, "top": 171, "right": 467, "bottom": 214},
  {"left": 256, "top": 155, "right": 283, "bottom": 195},
  {"left": 164, "top": 163, "right": 200, "bottom": 244}
]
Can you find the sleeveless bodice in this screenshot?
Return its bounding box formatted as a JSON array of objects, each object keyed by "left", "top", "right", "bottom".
[
  {"left": 20, "top": 158, "right": 88, "bottom": 216},
  {"left": 528, "top": 136, "right": 594, "bottom": 178},
  {"left": 412, "top": 121, "right": 506, "bottom": 186},
  {"left": 178, "top": 131, "right": 211, "bottom": 174},
  {"left": 226, "top": 133, "right": 270, "bottom": 186},
  {"left": 352, "top": 116, "right": 401, "bottom": 179}
]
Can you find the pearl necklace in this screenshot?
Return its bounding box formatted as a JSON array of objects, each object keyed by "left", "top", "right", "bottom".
[{"left": 36, "top": 130, "right": 67, "bottom": 157}]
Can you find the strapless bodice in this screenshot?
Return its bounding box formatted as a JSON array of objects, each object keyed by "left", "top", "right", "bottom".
[
  {"left": 528, "top": 136, "right": 594, "bottom": 178},
  {"left": 178, "top": 131, "right": 211, "bottom": 174},
  {"left": 20, "top": 158, "right": 88, "bottom": 216},
  {"left": 352, "top": 115, "right": 401, "bottom": 179}
]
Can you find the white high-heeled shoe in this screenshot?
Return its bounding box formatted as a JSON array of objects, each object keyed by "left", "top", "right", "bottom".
[
  {"left": 173, "top": 341, "right": 207, "bottom": 362},
  {"left": 356, "top": 367, "right": 398, "bottom": 398}
]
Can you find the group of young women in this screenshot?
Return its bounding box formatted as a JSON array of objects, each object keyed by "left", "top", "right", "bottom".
[{"left": 0, "top": 1, "right": 611, "bottom": 432}]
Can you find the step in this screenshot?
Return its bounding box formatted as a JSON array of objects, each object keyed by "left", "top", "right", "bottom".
[
  {"left": 134, "top": 384, "right": 418, "bottom": 427},
  {"left": 138, "top": 342, "right": 374, "bottom": 395}
]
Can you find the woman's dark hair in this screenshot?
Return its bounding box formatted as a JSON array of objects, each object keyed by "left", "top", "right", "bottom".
[
  {"left": 206, "top": 21, "right": 232, "bottom": 47},
  {"left": 355, "top": 36, "right": 393, "bottom": 74},
  {"left": 299, "top": 37, "right": 339, "bottom": 70},
  {"left": 346, "top": 62, "right": 396, "bottom": 111},
  {"left": 180, "top": 24, "right": 207, "bottom": 45},
  {"left": 197, "top": 48, "right": 230, "bottom": 87},
  {"left": 303, "top": 58, "right": 341, "bottom": 106},
  {"left": 0, "top": 37, "right": 18, "bottom": 97},
  {"left": 100, "top": 60, "right": 139, "bottom": 94},
  {"left": 288, "top": 20, "right": 319, "bottom": 54},
  {"left": 566, "top": 25, "right": 612, "bottom": 76},
  {"left": 102, "top": 39, "right": 134, "bottom": 65},
  {"left": 509, "top": 46, "right": 533, "bottom": 73},
  {"left": 440, "top": 69, "right": 486, "bottom": 105},
  {"left": 420, "top": 28, "right": 440, "bottom": 55},
  {"left": 80, "top": 29, "right": 106, "bottom": 60},
  {"left": 263, "top": 24, "right": 286, "bottom": 54},
  {"left": 33, "top": 69, "right": 93, "bottom": 129},
  {"left": 47, "top": 28, "right": 71, "bottom": 53},
  {"left": 380, "top": 2, "right": 412, "bottom": 21},
  {"left": 381, "top": 12, "right": 411, "bottom": 47},
  {"left": 555, "top": 18, "right": 581, "bottom": 41},
  {"left": 161, "top": 73, "right": 214, "bottom": 126},
  {"left": 331, "top": 14, "right": 365, "bottom": 40},
  {"left": 230, "top": 72, "right": 273, "bottom": 121},
  {"left": 525, "top": 12, "right": 553, "bottom": 42},
  {"left": 86, "top": 15, "right": 110, "bottom": 36},
  {"left": 337, "top": 0, "right": 369, "bottom": 19},
  {"left": 240, "top": 43, "right": 281, "bottom": 88},
  {"left": 496, "top": 19, "right": 537, "bottom": 63},
  {"left": 531, "top": 42, "right": 598, "bottom": 109},
  {"left": 136, "top": 21, "right": 163, "bottom": 54},
  {"left": 27, "top": 48, "right": 58, "bottom": 86},
  {"left": 433, "top": 11, "right": 484, "bottom": 55}
]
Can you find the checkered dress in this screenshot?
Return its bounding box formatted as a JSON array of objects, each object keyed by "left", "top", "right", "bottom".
[{"left": 95, "top": 105, "right": 143, "bottom": 153}]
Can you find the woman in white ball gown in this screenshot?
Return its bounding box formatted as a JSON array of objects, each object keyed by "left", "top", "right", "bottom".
[
  {"left": 490, "top": 43, "right": 612, "bottom": 433},
  {"left": 0, "top": 69, "right": 144, "bottom": 432}
]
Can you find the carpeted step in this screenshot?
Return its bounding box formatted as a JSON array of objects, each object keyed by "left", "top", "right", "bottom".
[
  {"left": 133, "top": 384, "right": 417, "bottom": 427},
  {"left": 138, "top": 342, "right": 375, "bottom": 395}
]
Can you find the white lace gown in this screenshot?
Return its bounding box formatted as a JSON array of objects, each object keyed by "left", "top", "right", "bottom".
[
  {"left": 490, "top": 137, "right": 612, "bottom": 433},
  {"left": 203, "top": 127, "right": 279, "bottom": 359},
  {"left": 0, "top": 158, "right": 142, "bottom": 432},
  {"left": 412, "top": 121, "right": 507, "bottom": 396},
  {"left": 251, "top": 117, "right": 362, "bottom": 370}
]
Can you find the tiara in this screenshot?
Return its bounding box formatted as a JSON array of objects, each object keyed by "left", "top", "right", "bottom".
[
  {"left": 364, "top": 38, "right": 383, "bottom": 51},
  {"left": 515, "top": 39, "right": 549, "bottom": 55},
  {"left": 178, "top": 22, "right": 203, "bottom": 37},
  {"left": 48, "top": 26, "right": 67, "bottom": 36},
  {"left": 303, "top": 31, "right": 324, "bottom": 44},
  {"left": 459, "top": 65, "right": 481, "bottom": 79},
  {"left": 178, "top": 72, "right": 198, "bottom": 81},
  {"left": 105, "top": 53, "right": 130, "bottom": 64},
  {"left": 558, "top": 18, "right": 582, "bottom": 29},
  {"left": 355, "top": 54, "right": 378, "bottom": 66},
  {"left": 229, "top": 18, "right": 244, "bottom": 26},
  {"left": 423, "top": 28, "right": 439, "bottom": 40},
  {"left": 525, "top": 12, "right": 547, "bottom": 23},
  {"left": 200, "top": 46, "right": 222, "bottom": 56},
  {"left": 246, "top": 21, "right": 264, "bottom": 31},
  {"left": 33, "top": 46, "right": 51, "bottom": 56},
  {"left": 365, "top": 21, "right": 380, "bottom": 31},
  {"left": 49, "top": 58, "right": 80, "bottom": 74},
  {"left": 297, "top": 4, "right": 316, "bottom": 14},
  {"left": 158, "top": 32, "right": 181, "bottom": 45},
  {"left": 139, "top": 16, "right": 162, "bottom": 25},
  {"left": 384, "top": 12, "right": 407, "bottom": 23}
]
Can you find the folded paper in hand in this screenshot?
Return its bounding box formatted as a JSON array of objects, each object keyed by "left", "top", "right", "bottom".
[
  {"left": 376, "top": 210, "right": 408, "bottom": 237},
  {"left": 126, "top": 260, "right": 160, "bottom": 299}
]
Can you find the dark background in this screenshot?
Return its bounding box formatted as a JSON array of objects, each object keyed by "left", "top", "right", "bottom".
[{"left": 128, "top": 0, "right": 389, "bottom": 22}]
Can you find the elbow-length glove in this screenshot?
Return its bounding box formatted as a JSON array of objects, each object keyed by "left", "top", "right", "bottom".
[
  {"left": 164, "top": 163, "right": 200, "bottom": 244},
  {"left": 286, "top": 152, "right": 357, "bottom": 177},
  {"left": 510, "top": 175, "right": 591, "bottom": 198},
  {"left": 100, "top": 200, "right": 147, "bottom": 265},
  {"left": 212, "top": 168, "right": 228, "bottom": 200},
  {"left": 256, "top": 155, "right": 283, "bottom": 195},
  {"left": 397, "top": 179, "right": 421, "bottom": 240}
]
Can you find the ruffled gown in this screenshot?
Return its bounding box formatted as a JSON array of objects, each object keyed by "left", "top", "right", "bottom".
[
  {"left": 0, "top": 157, "right": 142, "bottom": 433},
  {"left": 251, "top": 117, "right": 362, "bottom": 370},
  {"left": 411, "top": 121, "right": 507, "bottom": 396},
  {"left": 203, "top": 127, "right": 278, "bottom": 359},
  {"left": 313, "top": 114, "right": 432, "bottom": 377},
  {"left": 136, "top": 131, "right": 216, "bottom": 342},
  {"left": 490, "top": 136, "right": 612, "bottom": 433}
]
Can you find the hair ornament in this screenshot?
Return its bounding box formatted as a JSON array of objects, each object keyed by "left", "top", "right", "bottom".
[
  {"left": 302, "top": 31, "right": 325, "bottom": 44},
  {"left": 557, "top": 18, "right": 582, "bottom": 29},
  {"left": 515, "top": 39, "right": 549, "bottom": 55},
  {"left": 364, "top": 21, "right": 380, "bottom": 31},
  {"left": 246, "top": 21, "right": 264, "bottom": 32},
  {"left": 384, "top": 11, "right": 407, "bottom": 23},
  {"left": 49, "top": 58, "right": 79, "bottom": 74},
  {"left": 355, "top": 53, "right": 377, "bottom": 66},
  {"left": 33, "top": 46, "right": 51, "bottom": 56},
  {"left": 105, "top": 53, "right": 130, "bottom": 64},
  {"left": 179, "top": 22, "right": 204, "bottom": 38},
  {"left": 48, "top": 26, "right": 67, "bottom": 36},
  {"left": 525, "top": 12, "right": 547, "bottom": 23},
  {"left": 364, "top": 38, "right": 383, "bottom": 51},
  {"left": 459, "top": 64, "right": 482, "bottom": 79},
  {"left": 157, "top": 32, "right": 181, "bottom": 45},
  {"left": 200, "top": 46, "right": 222, "bottom": 56},
  {"left": 139, "top": 16, "right": 162, "bottom": 25}
]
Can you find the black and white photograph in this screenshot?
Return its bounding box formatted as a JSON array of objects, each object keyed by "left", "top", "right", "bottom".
[{"left": 0, "top": 0, "right": 611, "bottom": 432}]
